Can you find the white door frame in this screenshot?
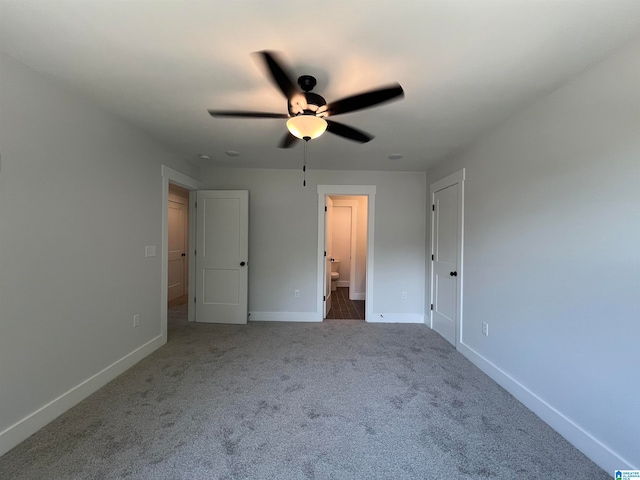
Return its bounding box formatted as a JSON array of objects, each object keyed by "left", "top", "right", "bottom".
[
  {"left": 429, "top": 168, "right": 465, "bottom": 347},
  {"left": 161, "top": 165, "right": 201, "bottom": 343},
  {"left": 317, "top": 185, "right": 375, "bottom": 321}
]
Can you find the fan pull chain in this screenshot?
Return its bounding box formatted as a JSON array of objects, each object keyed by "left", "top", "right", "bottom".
[{"left": 303, "top": 137, "right": 310, "bottom": 187}]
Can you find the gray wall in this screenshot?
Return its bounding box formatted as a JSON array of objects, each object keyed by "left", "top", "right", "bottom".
[
  {"left": 199, "top": 168, "right": 427, "bottom": 320},
  {"left": 426, "top": 40, "right": 640, "bottom": 470},
  {"left": 0, "top": 53, "right": 199, "bottom": 451}
]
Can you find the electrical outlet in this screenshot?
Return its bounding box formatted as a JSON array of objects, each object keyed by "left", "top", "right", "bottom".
[
  {"left": 401, "top": 291, "right": 407, "bottom": 299},
  {"left": 133, "top": 314, "right": 140, "bottom": 328},
  {"left": 294, "top": 289, "right": 300, "bottom": 298},
  {"left": 482, "top": 322, "right": 489, "bottom": 336}
]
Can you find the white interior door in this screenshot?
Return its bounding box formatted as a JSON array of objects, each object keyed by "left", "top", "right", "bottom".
[
  {"left": 195, "top": 190, "right": 248, "bottom": 324},
  {"left": 168, "top": 196, "right": 187, "bottom": 303},
  {"left": 324, "top": 196, "right": 333, "bottom": 317},
  {"left": 430, "top": 170, "right": 464, "bottom": 346}
]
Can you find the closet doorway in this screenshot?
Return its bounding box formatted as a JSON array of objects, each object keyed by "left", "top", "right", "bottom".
[{"left": 168, "top": 184, "right": 190, "bottom": 308}]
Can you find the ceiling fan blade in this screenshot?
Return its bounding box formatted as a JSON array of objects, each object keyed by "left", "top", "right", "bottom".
[
  {"left": 326, "top": 120, "right": 374, "bottom": 143},
  {"left": 208, "top": 109, "right": 289, "bottom": 119},
  {"left": 257, "top": 51, "right": 298, "bottom": 100},
  {"left": 278, "top": 132, "right": 299, "bottom": 149},
  {"left": 326, "top": 83, "right": 404, "bottom": 117}
]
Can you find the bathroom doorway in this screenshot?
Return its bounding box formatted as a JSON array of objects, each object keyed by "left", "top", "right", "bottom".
[
  {"left": 317, "top": 185, "right": 374, "bottom": 321},
  {"left": 325, "top": 195, "right": 367, "bottom": 319}
]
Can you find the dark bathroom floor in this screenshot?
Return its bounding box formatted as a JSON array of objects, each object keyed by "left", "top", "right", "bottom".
[{"left": 325, "top": 287, "right": 365, "bottom": 320}]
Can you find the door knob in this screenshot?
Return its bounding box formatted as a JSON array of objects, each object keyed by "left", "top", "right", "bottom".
[
  {"left": 240, "top": 261, "right": 246, "bottom": 266},
  {"left": 181, "top": 253, "right": 186, "bottom": 257},
  {"left": 450, "top": 271, "right": 457, "bottom": 277}
]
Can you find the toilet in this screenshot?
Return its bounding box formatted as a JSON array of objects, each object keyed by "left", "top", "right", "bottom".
[{"left": 330, "top": 259, "right": 340, "bottom": 291}]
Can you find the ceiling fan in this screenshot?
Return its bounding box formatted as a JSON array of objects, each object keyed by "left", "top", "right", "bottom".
[{"left": 208, "top": 51, "right": 405, "bottom": 148}]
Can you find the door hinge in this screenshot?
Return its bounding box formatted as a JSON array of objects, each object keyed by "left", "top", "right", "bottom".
[
  {"left": 325, "top": 206, "right": 327, "bottom": 212},
  {"left": 323, "top": 295, "right": 326, "bottom": 301},
  {"left": 194, "top": 297, "right": 197, "bottom": 303},
  {"left": 194, "top": 250, "right": 197, "bottom": 256},
  {"left": 432, "top": 204, "right": 435, "bottom": 211},
  {"left": 324, "top": 251, "right": 326, "bottom": 257},
  {"left": 430, "top": 304, "right": 434, "bottom": 310},
  {"left": 431, "top": 254, "right": 434, "bottom": 261}
]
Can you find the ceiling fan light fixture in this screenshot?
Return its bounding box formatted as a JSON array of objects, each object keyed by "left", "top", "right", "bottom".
[{"left": 286, "top": 115, "right": 327, "bottom": 140}]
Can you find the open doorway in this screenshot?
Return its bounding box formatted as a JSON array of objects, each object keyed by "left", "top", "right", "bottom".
[
  {"left": 161, "top": 166, "right": 200, "bottom": 343},
  {"left": 168, "top": 184, "right": 190, "bottom": 307},
  {"left": 167, "top": 183, "right": 190, "bottom": 327},
  {"left": 325, "top": 196, "right": 367, "bottom": 320},
  {"left": 165, "top": 180, "right": 197, "bottom": 334},
  {"left": 317, "top": 185, "right": 376, "bottom": 322}
]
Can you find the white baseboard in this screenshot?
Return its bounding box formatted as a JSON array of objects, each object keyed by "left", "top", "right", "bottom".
[
  {"left": 336, "top": 280, "right": 350, "bottom": 287},
  {"left": 457, "top": 341, "right": 636, "bottom": 473},
  {"left": 350, "top": 292, "right": 365, "bottom": 301},
  {"left": 249, "top": 311, "right": 321, "bottom": 322},
  {"left": 367, "top": 313, "right": 425, "bottom": 323},
  {"left": 0, "top": 334, "right": 165, "bottom": 457}
]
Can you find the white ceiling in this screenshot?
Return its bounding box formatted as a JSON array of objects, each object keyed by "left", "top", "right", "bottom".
[{"left": 2, "top": 1, "right": 640, "bottom": 172}]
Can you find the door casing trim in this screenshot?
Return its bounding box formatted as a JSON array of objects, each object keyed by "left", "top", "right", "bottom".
[{"left": 317, "top": 185, "right": 376, "bottom": 321}]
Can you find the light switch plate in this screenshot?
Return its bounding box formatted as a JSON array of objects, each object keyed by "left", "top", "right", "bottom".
[{"left": 145, "top": 245, "right": 156, "bottom": 257}]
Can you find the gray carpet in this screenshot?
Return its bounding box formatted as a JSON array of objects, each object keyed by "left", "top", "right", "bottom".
[{"left": 0, "top": 310, "right": 608, "bottom": 479}]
